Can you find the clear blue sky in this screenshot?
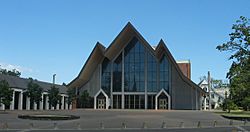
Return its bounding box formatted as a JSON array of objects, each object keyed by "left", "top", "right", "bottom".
[{"left": 0, "top": 0, "right": 249, "bottom": 84}]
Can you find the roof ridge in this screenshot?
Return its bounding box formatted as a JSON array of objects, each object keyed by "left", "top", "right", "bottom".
[{"left": 0, "top": 74, "right": 65, "bottom": 87}]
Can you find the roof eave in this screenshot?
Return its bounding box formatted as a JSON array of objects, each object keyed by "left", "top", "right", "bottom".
[
  {"left": 155, "top": 40, "right": 206, "bottom": 95},
  {"left": 67, "top": 42, "right": 105, "bottom": 88}
]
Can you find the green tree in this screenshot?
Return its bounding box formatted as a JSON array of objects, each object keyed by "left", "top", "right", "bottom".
[
  {"left": 222, "top": 91, "right": 237, "bottom": 113},
  {"left": 0, "top": 68, "right": 21, "bottom": 77},
  {"left": 48, "top": 85, "right": 61, "bottom": 109},
  {"left": 66, "top": 88, "right": 75, "bottom": 107},
  {"left": 242, "top": 97, "right": 250, "bottom": 111},
  {"left": 199, "top": 75, "right": 228, "bottom": 88},
  {"left": 211, "top": 79, "right": 223, "bottom": 88},
  {"left": 26, "top": 79, "right": 43, "bottom": 109},
  {"left": 79, "top": 90, "right": 90, "bottom": 108},
  {"left": 0, "top": 80, "right": 13, "bottom": 110},
  {"left": 216, "top": 16, "right": 250, "bottom": 110},
  {"left": 223, "top": 98, "right": 237, "bottom": 113}
]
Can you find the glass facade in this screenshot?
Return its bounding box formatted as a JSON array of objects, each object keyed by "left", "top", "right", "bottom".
[
  {"left": 101, "top": 58, "right": 111, "bottom": 96},
  {"left": 159, "top": 55, "right": 170, "bottom": 93},
  {"left": 113, "top": 95, "right": 122, "bottom": 109},
  {"left": 113, "top": 53, "right": 122, "bottom": 92},
  {"left": 100, "top": 37, "right": 171, "bottom": 109},
  {"left": 124, "top": 37, "right": 145, "bottom": 92},
  {"left": 147, "top": 95, "right": 156, "bottom": 109},
  {"left": 124, "top": 95, "right": 145, "bottom": 109},
  {"left": 147, "top": 52, "right": 158, "bottom": 92}
]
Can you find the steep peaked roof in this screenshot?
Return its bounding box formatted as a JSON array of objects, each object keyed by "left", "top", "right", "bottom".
[
  {"left": 104, "top": 22, "right": 155, "bottom": 60},
  {"left": 68, "top": 22, "right": 206, "bottom": 94},
  {"left": 155, "top": 40, "right": 205, "bottom": 93},
  {"left": 68, "top": 22, "right": 155, "bottom": 88},
  {"left": 68, "top": 42, "right": 105, "bottom": 88}
]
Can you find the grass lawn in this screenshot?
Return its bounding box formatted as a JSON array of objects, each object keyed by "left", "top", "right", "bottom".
[{"left": 214, "top": 110, "right": 250, "bottom": 117}]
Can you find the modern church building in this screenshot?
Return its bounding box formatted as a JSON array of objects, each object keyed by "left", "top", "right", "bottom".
[{"left": 68, "top": 23, "right": 206, "bottom": 110}]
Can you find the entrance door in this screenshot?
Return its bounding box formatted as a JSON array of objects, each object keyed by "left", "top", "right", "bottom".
[
  {"left": 159, "top": 99, "right": 167, "bottom": 109},
  {"left": 98, "top": 99, "right": 105, "bottom": 109}
]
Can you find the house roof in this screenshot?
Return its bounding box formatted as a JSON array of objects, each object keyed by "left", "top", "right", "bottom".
[
  {"left": 198, "top": 79, "right": 208, "bottom": 86},
  {"left": 0, "top": 74, "right": 67, "bottom": 94},
  {"left": 211, "top": 88, "right": 225, "bottom": 99},
  {"left": 68, "top": 22, "right": 206, "bottom": 95}
]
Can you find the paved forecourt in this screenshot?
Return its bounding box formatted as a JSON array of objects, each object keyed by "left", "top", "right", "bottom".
[{"left": 0, "top": 109, "right": 249, "bottom": 130}]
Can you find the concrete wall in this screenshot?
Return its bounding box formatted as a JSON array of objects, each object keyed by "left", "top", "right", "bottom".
[
  {"left": 171, "top": 63, "right": 200, "bottom": 110},
  {"left": 79, "top": 65, "right": 101, "bottom": 97}
]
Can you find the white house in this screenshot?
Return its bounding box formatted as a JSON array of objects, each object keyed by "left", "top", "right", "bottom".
[{"left": 198, "top": 79, "right": 228, "bottom": 110}]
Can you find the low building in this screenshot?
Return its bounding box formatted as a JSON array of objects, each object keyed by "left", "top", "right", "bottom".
[
  {"left": 68, "top": 22, "right": 206, "bottom": 110},
  {"left": 0, "top": 74, "right": 72, "bottom": 110},
  {"left": 213, "top": 87, "right": 229, "bottom": 99}
]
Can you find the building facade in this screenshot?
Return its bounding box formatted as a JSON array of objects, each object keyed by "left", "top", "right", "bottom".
[
  {"left": 69, "top": 23, "right": 206, "bottom": 110},
  {"left": 0, "top": 74, "right": 72, "bottom": 110}
]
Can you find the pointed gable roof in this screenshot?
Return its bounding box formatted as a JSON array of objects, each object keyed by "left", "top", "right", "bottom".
[
  {"left": 68, "top": 22, "right": 206, "bottom": 95},
  {"left": 104, "top": 22, "right": 155, "bottom": 60},
  {"left": 68, "top": 42, "right": 105, "bottom": 88},
  {"left": 198, "top": 79, "right": 208, "bottom": 86},
  {"left": 155, "top": 40, "right": 205, "bottom": 93},
  {"left": 68, "top": 22, "right": 156, "bottom": 88}
]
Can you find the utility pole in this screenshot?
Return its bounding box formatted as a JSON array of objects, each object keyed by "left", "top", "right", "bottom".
[
  {"left": 53, "top": 74, "right": 56, "bottom": 85},
  {"left": 208, "top": 71, "right": 211, "bottom": 110}
]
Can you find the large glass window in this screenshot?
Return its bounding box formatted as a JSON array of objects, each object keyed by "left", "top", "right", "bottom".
[
  {"left": 159, "top": 55, "right": 170, "bottom": 93},
  {"left": 147, "top": 52, "right": 158, "bottom": 92},
  {"left": 101, "top": 58, "right": 111, "bottom": 96},
  {"left": 113, "top": 95, "right": 122, "bottom": 109},
  {"left": 124, "top": 95, "right": 145, "bottom": 109},
  {"left": 113, "top": 53, "right": 122, "bottom": 92},
  {"left": 147, "top": 95, "right": 155, "bottom": 109},
  {"left": 124, "top": 37, "right": 145, "bottom": 92}
]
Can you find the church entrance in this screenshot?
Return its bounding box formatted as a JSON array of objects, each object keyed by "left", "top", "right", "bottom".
[
  {"left": 97, "top": 99, "right": 105, "bottom": 109},
  {"left": 159, "top": 99, "right": 168, "bottom": 109}
]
